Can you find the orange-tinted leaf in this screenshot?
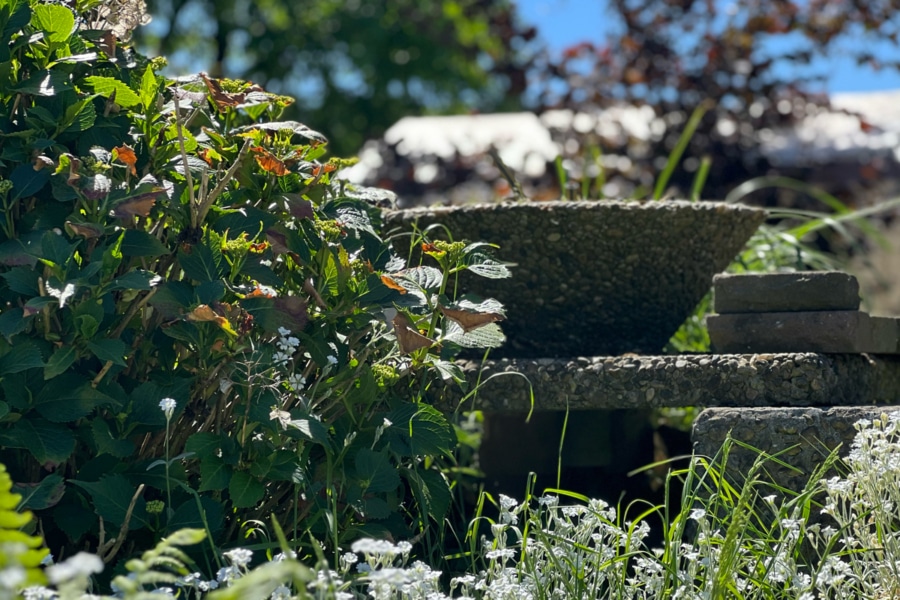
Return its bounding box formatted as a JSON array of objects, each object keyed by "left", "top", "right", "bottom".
[
  {"left": 311, "top": 163, "right": 337, "bottom": 177},
  {"left": 393, "top": 312, "right": 435, "bottom": 354},
  {"left": 245, "top": 285, "right": 275, "bottom": 298},
  {"left": 110, "top": 191, "right": 161, "bottom": 218},
  {"left": 421, "top": 243, "right": 443, "bottom": 254},
  {"left": 440, "top": 305, "right": 505, "bottom": 332},
  {"left": 200, "top": 72, "right": 246, "bottom": 110},
  {"left": 249, "top": 241, "right": 269, "bottom": 253},
  {"left": 186, "top": 304, "right": 218, "bottom": 322},
  {"left": 251, "top": 146, "right": 290, "bottom": 176},
  {"left": 381, "top": 275, "right": 407, "bottom": 294},
  {"left": 113, "top": 144, "right": 138, "bottom": 176},
  {"left": 65, "top": 221, "right": 104, "bottom": 239}
]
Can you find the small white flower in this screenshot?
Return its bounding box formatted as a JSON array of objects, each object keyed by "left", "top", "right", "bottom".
[
  {"left": 288, "top": 373, "right": 306, "bottom": 390},
  {"left": 278, "top": 326, "right": 291, "bottom": 337},
  {"left": 159, "top": 397, "right": 177, "bottom": 420},
  {"left": 0, "top": 567, "right": 25, "bottom": 590},
  {"left": 326, "top": 355, "right": 338, "bottom": 366},
  {"left": 223, "top": 548, "right": 253, "bottom": 568},
  {"left": 46, "top": 552, "right": 104, "bottom": 585},
  {"left": 273, "top": 351, "right": 292, "bottom": 365},
  {"left": 270, "top": 584, "right": 292, "bottom": 600}
]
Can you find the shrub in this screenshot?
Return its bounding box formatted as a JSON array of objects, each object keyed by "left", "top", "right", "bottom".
[{"left": 0, "top": 0, "right": 508, "bottom": 568}]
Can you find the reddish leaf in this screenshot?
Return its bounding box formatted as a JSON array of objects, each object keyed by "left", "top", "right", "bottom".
[
  {"left": 392, "top": 312, "right": 435, "bottom": 354},
  {"left": 440, "top": 305, "right": 505, "bottom": 332},
  {"left": 113, "top": 144, "right": 138, "bottom": 176}
]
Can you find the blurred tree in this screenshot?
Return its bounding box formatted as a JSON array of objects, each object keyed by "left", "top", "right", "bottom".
[
  {"left": 531, "top": 0, "right": 900, "bottom": 203},
  {"left": 138, "top": 0, "right": 537, "bottom": 155}
]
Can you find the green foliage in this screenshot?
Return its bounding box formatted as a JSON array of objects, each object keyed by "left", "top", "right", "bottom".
[
  {"left": 139, "top": 0, "right": 538, "bottom": 156},
  {"left": 0, "top": 462, "right": 49, "bottom": 595},
  {"left": 0, "top": 0, "right": 509, "bottom": 569}
]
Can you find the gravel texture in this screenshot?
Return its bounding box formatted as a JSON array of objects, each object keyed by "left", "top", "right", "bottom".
[
  {"left": 430, "top": 352, "right": 900, "bottom": 412},
  {"left": 385, "top": 200, "right": 766, "bottom": 358},
  {"left": 692, "top": 406, "right": 888, "bottom": 497}
]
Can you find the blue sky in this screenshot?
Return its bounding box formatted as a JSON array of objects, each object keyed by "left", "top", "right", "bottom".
[{"left": 515, "top": 0, "right": 900, "bottom": 93}]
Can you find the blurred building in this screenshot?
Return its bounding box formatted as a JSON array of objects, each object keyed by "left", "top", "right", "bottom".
[{"left": 342, "top": 89, "right": 900, "bottom": 209}]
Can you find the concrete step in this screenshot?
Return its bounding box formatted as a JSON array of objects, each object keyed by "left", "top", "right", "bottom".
[{"left": 431, "top": 353, "right": 900, "bottom": 412}]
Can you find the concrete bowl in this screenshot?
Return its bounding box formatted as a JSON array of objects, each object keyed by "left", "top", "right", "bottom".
[{"left": 385, "top": 200, "right": 766, "bottom": 358}]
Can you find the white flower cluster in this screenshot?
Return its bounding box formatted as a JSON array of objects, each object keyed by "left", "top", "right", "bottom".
[
  {"left": 18, "top": 411, "right": 900, "bottom": 599},
  {"left": 274, "top": 327, "right": 301, "bottom": 366}
]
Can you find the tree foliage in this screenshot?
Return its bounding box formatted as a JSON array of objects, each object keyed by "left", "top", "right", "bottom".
[
  {"left": 138, "top": 0, "right": 537, "bottom": 155},
  {"left": 533, "top": 0, "right": 900, "bottom": 201}
]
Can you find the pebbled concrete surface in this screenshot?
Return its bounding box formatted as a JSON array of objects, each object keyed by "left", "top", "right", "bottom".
[
  {"left": 431, "top": 352, "right": 900, "bottom": 412},
  {"left": 386, "top": 200, "right": 765, "bottom": 358}
]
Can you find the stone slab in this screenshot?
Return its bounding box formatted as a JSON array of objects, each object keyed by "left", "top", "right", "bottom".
[
  {"left": 707, "top": 311, "right": 900, "bottom": 354},
  {"left": 429, "top": 353, "right": 900, "bottom": 412},
  {"left": 713, "top": 271, "right": 860, "bottom": 314},
  {"left": 691, "top": 406, "right": 887, "bottom": 495}
]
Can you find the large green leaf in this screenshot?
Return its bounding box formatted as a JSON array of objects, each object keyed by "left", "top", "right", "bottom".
[
  {"left": 87, "top": 338, "right": 127, "bottom": 366},
  {"left": 43, "top": 345, "right": 77, "bottom": 380},
  {"left": 354, "top": 448, "right": 400, "bottom": 494},
  {"left": 0, "top": 266, "right": 39, "bottom": 295},
  {"left": 139, "top": 65, "right": 159, "bottom": 111},
  {"left": 31, "top": 3, "right": 74, "bottom": 43},
  {"left": 229, "top": 471, "right": 264, "bottom": 508},
  {"left": 12, "top": 69, "right": 72, "bottom": 96},
  {"left": 386, "top": 403, "right": 456, "bottom": 458},
  {"left": 167, "top": 496, "right": 225, "bottom": 536},
  {"left": 0, "top": 418, "right": 75, "bottom": 464},
  {"left": 34, "top": 374, "right": 107, "bottom": 422},
  {"left": 185, "top": 432, "right": 224, "bottom": 457},
  {"left": 108, "top": 269, "right": 163, "bottom": 291},
  {"left": 0, "top": 339, "right": 44, "bottom": 375},
  {"left": 9, "top": 163, "right": 50, "bottom": 200},
  {"left": 13, "top": 474, "right": 65, "bottom": 510},
  {"left": 90, "top": 419, "right": 134, "bottom": 458},
  {"left": 0, "top": 308, "right": 30, "bottom": 340},
  {"left": 178, "top": 242, "right": 224, "bottom": 284},
  {"left": 120, "top": 229, "right": 169, "bottom": 257},
  {"left": 83, "top": 76, "right": 142, "bottom": 108},
  {"left": 71, "top": 475, "right": 149, "bottom": 529},
  {"left": 199, "top": 456, "right": 232, "bottom": 492},
  {"left": 404, "top": 467, "right": 451, "bottom": 523}
]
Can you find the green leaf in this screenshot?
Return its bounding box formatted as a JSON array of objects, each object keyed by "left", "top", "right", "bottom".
[
  {"left": 83, "top": 76, "right": 142, "bottom": 108},
  {"left": 71, "top": 475, "right": 148, "bottom": 529},
  {"left": 40, "top": 231, "right": 78, "bottom": 269},
  {"left": 396, "top": 266, "right": 443, "bottom": 291},
  {"left": 199, "top": 456, "right": 232, "bottom": 492},
  {"left": 87, "top": 338, "right": 127, "bottom": 366},
  {"left": 0, "top": 418, "right": 74, "bottom": 464},
  {"left": 52, "top": 503, "right": 94, "bottom": 542},
  {"left": 9, "top": 163, "right": 50, "bottom": 200},
  {"left": 0, "top": 401, "right": 8, "bottom": 420},
  {"left": 354, "top": 449, "right": 400, "bottom": 494},
  {"left": 285, "top": 417, "right": 331, "bottom": 447},
  {"left": 108, "top": 269, "right": 162, "bottom": 291},
  {"left": 90, "top": 419, "right": 134, "bottom": 458},
  {"left": 58, "top": 97, "right": 96, "bottom": 134},
  {"left": 443, "top": 321, "right": 506, "bottom": 349},
  {"left": 13, "top": 69, "right": 72, "bottom": 96},
  {"left": 430, "top": 359, "right": 466, "bottom": 385},
  {"left": 360, "top": 497, "right": 390, "bottom": 520},
  {"left": 121, "top": 229, "right": 169, "bottom": 257},
  {"left": 1, "top": 266, "right": 39, "bottom": 295},
  {"left": 35, "top": 374, "right": 106, "bottom": 422},
  {"left": 13, "top": 474, "right": 65, "bottom": 511},
  {"left": 31, "top": 3, "right": 74, "bottom": 43},
  {"left": 0, "top": 308, "right": 30, "bottom": 340},
  {"left": 229, "top": 471, "right": 264, "bottom": 508},
  {"left": 185, "top": 432, "right": 223, "bottom": 456},
  {"left": 0, "top": 340, "right": 44, "bottom": 375},
  {"left": 386, "top": 404, "right": 456, "bottom": 458},
  {"left": 139, "top": 65, "right": 158, "bottom": 112},
  {"left": 0, "top": 0, "right": 31, "bottom": 62},
  {"left": 148, "top": 281, "right": 194, "bottom": 319},
  {"left": 178, "top": 243, "right": 224, "bottom": 284},
  {"left": 465, "top": 259, "right": 511, "bottom": 279},
  {"left": 405, "top": 468, "right": 451, "bottom": 523},
  {"left": 167, "top": 497, "right": 224, "bottom": 536},
  {"left": 44, "top": 345, "right": 77, "bottom": 380}
]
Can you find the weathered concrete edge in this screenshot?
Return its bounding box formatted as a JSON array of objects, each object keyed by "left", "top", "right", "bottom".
[{"left": 430, "top": 353, "right": 900, "bottom": 412}]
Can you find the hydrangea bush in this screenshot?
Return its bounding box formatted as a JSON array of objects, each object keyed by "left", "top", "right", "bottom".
[{"left": 0, "top": 0, "right": 509, "bottom": 571}]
